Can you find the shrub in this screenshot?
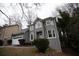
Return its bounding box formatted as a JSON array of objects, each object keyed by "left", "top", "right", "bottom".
[
  {"left": 0, "top": 40, "right": 3, "bottom": 46},
  {"left": 25, "top": 42, "right": 32, "bottom": 46},
  {"left": 19, "top": 39, "right": 25, "bottom": 46},
  {"left": 33, "top": 38, "right": 49, "bottom": 53},
  {"left": 7, "top": 40, "right": 12, "bottom": 45}
]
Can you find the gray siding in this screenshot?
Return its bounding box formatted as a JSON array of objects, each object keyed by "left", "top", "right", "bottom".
[
  {"left": 24, "top": 30, "right": 30, "bottom": 42},
  {"left": 27, "top": 17, "right": 62, "bottom": 51},
  {"left": 45, "top": 25, "right": 61, "bottom": 51},
  {"left": 49, "top": 39, "right": 61, "bottom": 51}
]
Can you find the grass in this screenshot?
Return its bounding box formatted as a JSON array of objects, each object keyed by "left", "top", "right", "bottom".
[{"left": 0, "top": 46, "right": 64, "bottom": 56}]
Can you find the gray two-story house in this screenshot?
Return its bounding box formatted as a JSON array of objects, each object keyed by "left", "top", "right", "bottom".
[
  {"left": 12, "top": 17, "right": 61, "bottom": 51},
  {"left": 28, "top": 17, "right": 61, "bottom": 51}
]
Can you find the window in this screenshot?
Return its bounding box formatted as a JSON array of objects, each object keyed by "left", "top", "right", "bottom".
[
  {"left": 30, "top": 34, "right": 33, "bottom": 40},
  {"left": 46, "top": 20, "right": 54, "bottom": 25},
  {"left": 53, "top": 30, "right": 55, "bottom": 37},
  {"left": 48, "top": 30, "right": 52, "bottom": 37},
  {"left": 47, "top": 30, "right": 56, "bottom": 38},
  {"left": 46, "top": 20, "right": 51, "bottom": 25},
  {"left": 47, "top": 20, "right": 50, "bottom": 24}
]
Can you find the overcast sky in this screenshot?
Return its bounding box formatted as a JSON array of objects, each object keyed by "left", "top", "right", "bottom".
[{"left": 0, "top": 3, "right": 64, "bottom": 29}]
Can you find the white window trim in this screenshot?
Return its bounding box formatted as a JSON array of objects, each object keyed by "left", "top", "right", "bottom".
[
  {"left": 47, "top": 29, "right": 56, "bottom": 39},
  {"left": 30, "top": 33, "right": 34, "bottom": 41},
  {"left": 47, "top": 37, "right": 56, "bottom": 39}
]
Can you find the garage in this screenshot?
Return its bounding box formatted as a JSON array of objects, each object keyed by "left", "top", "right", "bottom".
[
  {"left": 12, "top": 38, "right": 20, "bottom": 45},
  {"left": 12, "top": 33, "right": 24, "bottom": 46}
]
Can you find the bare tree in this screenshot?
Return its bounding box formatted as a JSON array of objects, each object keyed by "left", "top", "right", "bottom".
[
  {"left": 0, "top": 3, "right": 43, "bottom": 28},
  {"left": 57, "top": 3, "right": 79, "bottom": 16},
  {"left": 0, "top": 10, "right": 11, "bottom": 25},
  {"left": 19, "top": 3, "right": 43, "bottom": 25},
  {"left": 0, "top": 3, "right": 19, "bottom": 25}
]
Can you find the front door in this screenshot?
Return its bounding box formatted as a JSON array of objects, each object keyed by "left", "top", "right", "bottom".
[{"left": 36, "top": 31, "right": 42, "bottom": 39}]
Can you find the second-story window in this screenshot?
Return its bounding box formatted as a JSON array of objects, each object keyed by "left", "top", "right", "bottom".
[
  {"left": 53, "top": 30, "right": 55, "bottom": 37},
  {"left": 48, "top": 30, "right": 52, "bottom": 37},
  {"left": 31, "top": 34, "right": 33, "bottom": 40},
  {"left": 46, "top": 20, "right": 51, "bottom": 25},
  {"left": 46, "top": 20, "right": 54, "bottom": 25}
]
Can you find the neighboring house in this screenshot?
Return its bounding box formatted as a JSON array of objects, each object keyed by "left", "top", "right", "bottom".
[
  {"left": 12, "top": 28, "right": 29, "bottom": 45},
  {"left": 0, "top": 24, "right": 21, "bottom": 45},
  {"left": 12, "top": 32, "right": 24, "bottom": 45},
  {"left": 28, "top": 17, "right": 61, "bottom": 51}
]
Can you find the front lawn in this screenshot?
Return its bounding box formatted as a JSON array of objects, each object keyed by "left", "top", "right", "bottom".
[{"left": 0, "top": 46, "right": 65, "bottom": 56}]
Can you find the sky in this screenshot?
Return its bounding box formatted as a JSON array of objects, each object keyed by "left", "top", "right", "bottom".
[
  {"left": 0, "top": 3, "right": 64, "bottom": 29},
  {"left": 37, "top": 3, "right": 64, "bottom": 19}
]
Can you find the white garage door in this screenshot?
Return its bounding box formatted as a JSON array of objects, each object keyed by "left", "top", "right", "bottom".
[{"left": 12, "top": 38, "right": 20, "bottom": 45}]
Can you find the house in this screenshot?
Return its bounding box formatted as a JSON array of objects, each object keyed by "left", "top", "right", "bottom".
[
  {"left": 12, "top": 28, "right": 29, "bottom": 45},
  {"left": 12, "top": 32, "right": 24, "bottom": 45},
  {"left": 28, "top": 17, "right": 61, "bottom": 51},
  {"left": 11, "top": 17, "right": 61, "bottom": 51},
  {"left": 0, "top": 24, "right": 21, "bottom": 45}
]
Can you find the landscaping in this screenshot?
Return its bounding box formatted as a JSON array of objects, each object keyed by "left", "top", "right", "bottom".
[{"left": 33, "top": 38, "right": 49, "bottom": 53}]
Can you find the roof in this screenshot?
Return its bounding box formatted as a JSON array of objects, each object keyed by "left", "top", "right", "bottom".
[
  {"left": 12, "top": 32, "right": 24, "bottom": 36},
  {"left": 21, "top": 28, "right": 29, "bottom": 33},
  {"left": 12, "top": 28, "right": 29, "bottom": 36},
  {"left": 43, "top": 17, "right": 55, "bottom": 21},
  {"left": 33, "top": 17, "right": 42, "bottom": 24},
  {"left": 27, "top": 18, "right": 42, "bottom": 27},
  {"left": 27, "top": 17, "right": 55, "bottom": 26},
  {"left": 0, "top": 24, "right": 19, "bottom": 29}
]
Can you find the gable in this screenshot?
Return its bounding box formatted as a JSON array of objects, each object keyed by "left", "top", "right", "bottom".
[{"left": 35, "top": 21, "right": 42, "bottom": 29}]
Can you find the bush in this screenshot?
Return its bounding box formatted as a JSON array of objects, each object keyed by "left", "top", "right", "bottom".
[
  {"left": 0, "top": 40, "right": 3, "bottom": 46},
  {"left": 33, "top": 38, "right": 49, "bottom": 53},
  {"left": 25, "top": 42, "right": 32, "bottom": 46},
  {"left": 19, "top": 39, "right": 25, "bottom": 46},
  {"left": 69, "top": 39, "right": 79, "bottom": 52},
  {"left": 7, "top": 40, "right": 12, "bottom": 45}
]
